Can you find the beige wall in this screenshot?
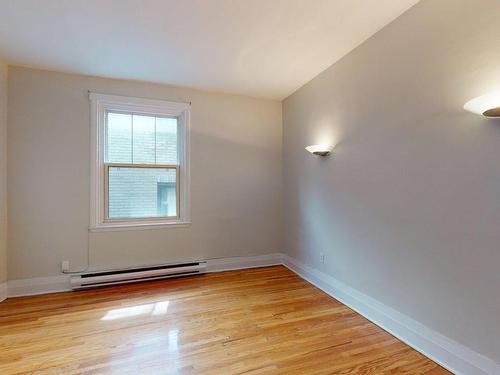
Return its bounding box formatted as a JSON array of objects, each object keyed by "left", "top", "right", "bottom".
[
  {"left": 7, "top": 67, "right": 283, "bottom": 279},
  {"left": 0, "top": 62, "right": 7, "bottom": 284},
  {"left": 283, "top": 0, "right": 500, "bottom": 364}
]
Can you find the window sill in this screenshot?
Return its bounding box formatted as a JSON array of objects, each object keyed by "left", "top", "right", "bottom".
[{"left": 89, "top": 221, "right": 192, "bottom": 232}]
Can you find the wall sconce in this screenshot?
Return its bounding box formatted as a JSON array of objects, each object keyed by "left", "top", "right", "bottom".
[
  {"left": 464, "top": 91, "right": 500, "bottom": 117},
  {"left": 305, "top": 144, "right": 333, "bottom": 156}
]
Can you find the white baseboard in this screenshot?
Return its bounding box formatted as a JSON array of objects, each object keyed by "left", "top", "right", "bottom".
[
  {"left": 7, "top": 275, "right": 71, "bottom": 297},
  {"left": 282, "top": 254, "right": 500, "bottom": 375},
  {"left": 206, "top": 253, "right": 282, "bottom": 272},
  {"left": 5, "top": 253, "right": 283, "bottom": 298},
  {"left": 0, "top": 281, "right": 7, "bottom": 302}
]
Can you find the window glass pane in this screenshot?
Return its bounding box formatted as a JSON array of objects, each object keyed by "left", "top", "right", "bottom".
[
  {"left": 107, "top": 166, "right": 177, "bottom": 219},
  {"left": 156, "top": 117, "right": 178, "bottom": 164},
  {"left": 106, "top": 112, "right": 132, "bottom": 163},
  {"left": 157, "top": 182, "right": 176, "bottom": 216},
  {"left": 132, "top": 114, "right": 155, "bottom": 164}
]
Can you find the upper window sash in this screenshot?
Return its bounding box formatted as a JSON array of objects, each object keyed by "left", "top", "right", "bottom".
[{"left": 104, "top": 111, "right": 179, "bottom": 165}]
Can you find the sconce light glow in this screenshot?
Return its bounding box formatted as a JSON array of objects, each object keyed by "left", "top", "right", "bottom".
[
  {"left": 305, "top": 144, "right": 333, "bottom": 156},
  {"left": 464, "top": 91, "right": 500, "bottom": 117}
]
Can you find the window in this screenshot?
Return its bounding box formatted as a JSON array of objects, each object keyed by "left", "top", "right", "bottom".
[{"left": 90, "top": 93, "right": 190, "bottom": 230}]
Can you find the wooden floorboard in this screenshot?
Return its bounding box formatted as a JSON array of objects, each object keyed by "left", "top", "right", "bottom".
[{"left": 0, "top": 266, "right": 451, "bottom": 374}]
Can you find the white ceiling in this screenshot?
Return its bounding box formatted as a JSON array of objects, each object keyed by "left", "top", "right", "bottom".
[{"left": 0, "top": 0, "right": 419, "bottom": 99}]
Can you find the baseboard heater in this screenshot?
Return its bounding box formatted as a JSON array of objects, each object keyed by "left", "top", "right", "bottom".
[{"left": 70, "top": 261, "right": 207, "bottom": 290}]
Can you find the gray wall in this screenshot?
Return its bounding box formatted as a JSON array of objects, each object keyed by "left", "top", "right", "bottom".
[
  {"left": 283, "top": 0, "right": 500, "bottom": 364},
  {"left": 0, "top": 61, "right": 6, "bottom": 284},
  {"left": 7, "top": 67, "right": 283, "bottom": 278}
]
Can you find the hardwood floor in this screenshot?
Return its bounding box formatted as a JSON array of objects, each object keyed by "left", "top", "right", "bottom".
[{"left": 0, "top": 266, "right": 450, "bottom": 374}]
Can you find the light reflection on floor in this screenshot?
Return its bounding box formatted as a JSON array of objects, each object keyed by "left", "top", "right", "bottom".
[{"left": 101, "top": 301, "right": 170, "bottom": 320}]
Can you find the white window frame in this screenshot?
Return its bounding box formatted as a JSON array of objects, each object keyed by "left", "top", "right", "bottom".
[{"left": 89, "top": 93, "right": 191, "bottom": 231}]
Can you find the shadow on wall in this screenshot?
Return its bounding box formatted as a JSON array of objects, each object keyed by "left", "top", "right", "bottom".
[{"left": 88, "top": 131, "right": 283, "bottom": 271}]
